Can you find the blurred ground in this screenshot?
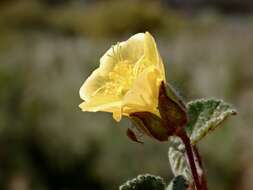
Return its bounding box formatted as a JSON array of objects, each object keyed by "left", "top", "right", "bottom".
[{"left": 0, "top": 0, "right": 253, "bottom": 190}]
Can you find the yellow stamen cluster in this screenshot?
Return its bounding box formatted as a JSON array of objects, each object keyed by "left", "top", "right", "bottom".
[{"left": 105, "top": 61, "right": 134, "bottom": 97}]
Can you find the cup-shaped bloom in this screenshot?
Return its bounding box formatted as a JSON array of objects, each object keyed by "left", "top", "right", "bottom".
[{"left": 79, "top": 32, "right": 165, "bottom": 122}]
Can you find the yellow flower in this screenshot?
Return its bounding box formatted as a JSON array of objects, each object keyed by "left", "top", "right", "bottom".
[{"left": 79, "top": 32, "right": 166, "bottom": 121}]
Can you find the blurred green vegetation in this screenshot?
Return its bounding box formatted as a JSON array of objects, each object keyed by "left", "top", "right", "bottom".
[
  {"left": 0, "top": 0, "right": 187, "bottom": 39},
  {"left": 0, "top": 0, "right": 253, "bottom": 190}
]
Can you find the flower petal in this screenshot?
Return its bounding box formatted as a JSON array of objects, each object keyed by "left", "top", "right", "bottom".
[
  {"left": 144, "top": 32, "right": 166, "bottom": 80},
  {"left": 80, "top": 33, "right": 146, "bottom": 101},
  {"left": 99, "top": 33, "right": 145, "bottom": 72},
  {"left": 144, "top": 32, "right": 159, "bottom": 64},
  {"left": 79, "top": 96, "right": 122, "bottom": 121},
  {"left": 79, "top": 69, "right": 106, "bottom": 101},
  {"left": 122, "top": 66, "right": 163, "bottom": 116},
  {"left": 118, "top": 33, "right": 145, "bottom": 62}
]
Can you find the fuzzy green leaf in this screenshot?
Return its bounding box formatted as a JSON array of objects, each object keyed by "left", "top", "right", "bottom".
[
  {"left": 166, "top": 175, "right": 188, "bottom": 190},
  {"left": 119, "top": 174, "right": 165, "bottom": 190},
  {"left": 186, "top": 98, "right": 237, "bottom": 145},
  {"left": 168, "top": 145, "right": 192, "bottom": 181}
]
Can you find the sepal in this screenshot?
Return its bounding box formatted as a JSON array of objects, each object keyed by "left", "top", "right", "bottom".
[
  {"left": 130, "top": 112, "right": 170, "bottom": 142},
  {"left": 158, "top": 82, "right": 188, "bottom": 132},
  {"left": 126, "top": 128, "right": 144, "bottom": 144}
]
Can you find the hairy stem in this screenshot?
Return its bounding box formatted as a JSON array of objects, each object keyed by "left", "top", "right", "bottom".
[
  {"left": 193, "top": 146, "right": 208, "bottom": 190},
  {"left": 178, "top": 129, "right": 202, "bottom": 190}
]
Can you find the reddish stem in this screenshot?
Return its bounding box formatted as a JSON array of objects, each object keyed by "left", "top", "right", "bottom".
[
  {"left": 193, "top": 146, "right": 208, "bottom": 190},
  {"left": 178, "top": 129, "right": 202, "bottom": 190}
]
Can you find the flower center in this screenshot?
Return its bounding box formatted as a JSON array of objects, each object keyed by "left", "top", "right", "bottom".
[{"left": 103, "top": 61, "right": 135, "bottom": 97}]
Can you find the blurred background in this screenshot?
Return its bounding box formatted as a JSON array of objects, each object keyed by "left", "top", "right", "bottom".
[{"left": 0, "top": 0, "right": 252, "bottom": 189}]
